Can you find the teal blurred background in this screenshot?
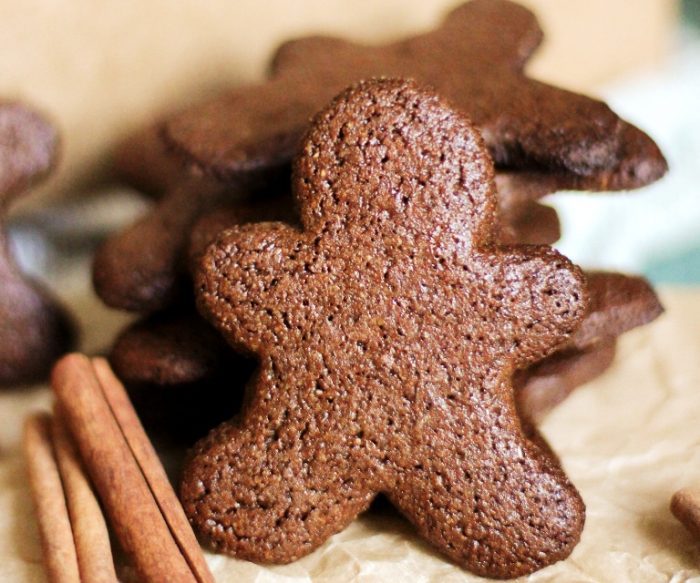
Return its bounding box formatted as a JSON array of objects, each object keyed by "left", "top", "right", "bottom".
[{"left": 553, "top": 1, "right": 700, "bottom": 284}]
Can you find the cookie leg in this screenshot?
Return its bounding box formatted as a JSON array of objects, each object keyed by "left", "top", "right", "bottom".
[
  {"left": 385, "top": 377, "right": 584, "bottom": 578},
  {"left": 180, "top": 365, "right": 376, "bottom": 563}
]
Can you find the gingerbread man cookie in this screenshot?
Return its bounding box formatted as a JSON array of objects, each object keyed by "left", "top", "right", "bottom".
[
  {"left": 0, "top": 102, "right": 76, "bottom": 386},
  {"left": 165, "top": 0, "right": 665, "bottom": 182},
  {"left": 183, "top": 79, "right": 588, "bottom": 577}
]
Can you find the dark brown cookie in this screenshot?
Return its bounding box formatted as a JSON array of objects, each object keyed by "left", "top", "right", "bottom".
[
  {"left": 103, "top": 121, "right": 655, "bottom": 313},
  {"left": 109, "top": 307, "right": 232, "bottom": 386},
  {"left": 163, "top": 0, "right": 666, "bottom": 183},
  {"left": 92, "top": 177, "right": 223, "bottom": 311},
  {"left": 515, "top": 341, "right": 617, "bottom": 424},
  {"left": 92, "top": 172, "right": 293, "bottom": 311},
  {"left": 0, "top": 102, "right": 76, "bottom": 386},
  {"left": 498, "top": 201, "right": 560, "bottom": 246},
  {"left": 496, "top": 120, "right": 670, "bottom": 197},
  {"left": 566, "top": 271, "right": 663, "bottom": 350},
  {"left": 112, "top": 123, "right": 187, "bottom": 198},
  {"left": 183, "top": 78, "right": 587, "bottom": 576}
]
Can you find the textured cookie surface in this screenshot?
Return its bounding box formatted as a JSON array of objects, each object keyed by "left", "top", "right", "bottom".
[
  {"left": 184, "top": 79, "right": 587, "bottom": 577},
  {"left": 188, "top": 192, "right": 556, "bottom": 272},
  {"left": 0, "top": 102, "right": 76, "bottom": 386},
  {"left": 111, "top": 271, "right": 660, "bottom": 429}
]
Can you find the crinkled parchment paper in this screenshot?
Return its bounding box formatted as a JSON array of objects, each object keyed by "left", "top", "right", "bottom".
[{"left": 1, "top": 289, "right": 699, "bottom": 582}]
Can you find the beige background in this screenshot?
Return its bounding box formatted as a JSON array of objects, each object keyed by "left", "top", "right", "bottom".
[{"left": 0, "top": 0, "right": 676, "bottom": 209}]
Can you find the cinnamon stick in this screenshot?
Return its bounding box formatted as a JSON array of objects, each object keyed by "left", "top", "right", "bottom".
[
  {"left": 52, "top": 353, "right": 198, "bottom": 583},
  {"left": 23, "top": 413, "right": 81, "bottom": 583},
  {"left": 92, "top": 357, "right": 214, "bottom": 583},
  {"left": 51, "top": 410, "right": 118, "bottom": 583},
  {"left": 671, "top": 487, "right": 700, "bottom": 541}
]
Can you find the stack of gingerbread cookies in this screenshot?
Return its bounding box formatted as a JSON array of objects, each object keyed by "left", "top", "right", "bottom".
[{"left": 93, "top": 0, "right": 667, "bottom": 577}]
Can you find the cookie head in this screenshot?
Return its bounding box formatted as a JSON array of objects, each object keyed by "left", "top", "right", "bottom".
[
  {"left": 295, "top": 78, "right": 496, "bottom": 248},
  {"left": 187, "top": 78, "right": 587, "bottom": 577}
]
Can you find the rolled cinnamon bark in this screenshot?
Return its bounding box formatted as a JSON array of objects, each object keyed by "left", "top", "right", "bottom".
[
  {"left": 52, "top": 353, "right": 198, "bottom": 583},
  {"left": 51, "top": 411, "right": 118, "bottom": 582},
  {"left": 23, "top": 413, "right": 81, "bottom": 583},
  {"left": 92, "top": 357, "right": 214, "bottom": 583}
]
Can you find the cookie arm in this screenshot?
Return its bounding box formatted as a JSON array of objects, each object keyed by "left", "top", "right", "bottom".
[
  {"left": 480, "top": 77, "right": 622, "bottom": 175},
  {"left": 195, "top": 222, "right": 308, "bottom": 355},
  {"left": 566, "top": 271, "right": 663, "bottom": 350},
  {"left": 162, "top": 77, "right": 321, "bottom": 183},
  {"left": 92, "top": 184, "right": 215, "bottom": 311},
  {"left": 477, "top": 246, "right": 588, "bottom": 367},
  {"left": 494, "top": 122, "right": 668, "bottom": 193}
]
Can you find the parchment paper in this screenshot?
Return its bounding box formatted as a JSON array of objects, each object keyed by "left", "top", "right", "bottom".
[{"left": 1, "top": 287, "right": 699, "bottom": 582}]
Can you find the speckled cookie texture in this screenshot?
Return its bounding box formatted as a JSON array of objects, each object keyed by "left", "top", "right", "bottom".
[
  {"left": 182, "top": 78, "right": 588, "bottom": 577},
  {"left": 110, "top": 268, "right": 663, "bottom": 443},
  {"left": 0, "top": 101, "right": 76, "bottom": 386},
  {"left": 108, "top": 269, "right": 663, "bottom": 434}
]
